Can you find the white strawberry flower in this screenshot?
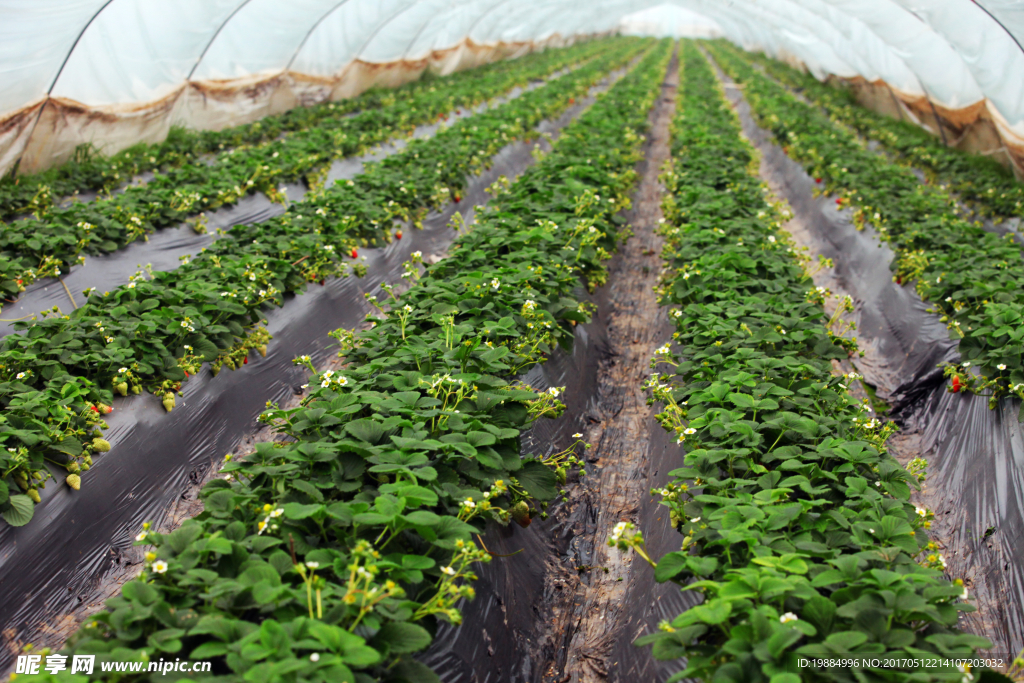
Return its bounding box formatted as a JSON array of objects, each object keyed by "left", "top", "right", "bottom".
[
  {"left": 151, "top": 560, "right": 168, "bottom": 574},
  {"left": 779, "top": 612, "right": 798, "bottom": 624}
]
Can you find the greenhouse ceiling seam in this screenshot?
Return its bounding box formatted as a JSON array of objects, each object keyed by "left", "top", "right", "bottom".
[
  {"left": 284, "top": 0, "right": 360, "bottom": 73},
  {"left": 185, "top": 0, "right": 255, "bottom": 81},
  {"left": 347, "top": 0, "right": 424, "bottom": 66},
  {"left": 463, "top": 0, "right": 515, "bottom": 43},
  {"left": 974, "top": 0, "right": 1024, "bottom": 57},
  {"left": 398, "top": 2, "right": 455, "bottom": 62},
  {"left": 15, "top": 0, "right": 117, "bottom": 175}
]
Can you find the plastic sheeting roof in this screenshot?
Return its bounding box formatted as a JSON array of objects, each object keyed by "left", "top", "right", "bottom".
[{"left": 2, "top": 0, "right": 1024, "bottom": 131}]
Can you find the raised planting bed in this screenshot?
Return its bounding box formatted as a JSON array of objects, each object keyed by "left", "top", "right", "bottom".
[
  {"left": 612, "top": 41, "right": 1004, "bottom": 683},
  {"left": 707, "top": 42, "right": 1024, "bottom": 418},
  {"left": 0, "top": 39, "right": 648, "bottom": 529},
  {"left": 22, "top": 39, "right": 674, "bottom": 682},
  {"left": 725, "top": 43, "right": 1024, "bottom": 223},
  {"left": 0, "top": 39, "right": 617, "bottom": 301}
]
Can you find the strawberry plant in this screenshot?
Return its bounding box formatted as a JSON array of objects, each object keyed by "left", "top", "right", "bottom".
[
  {"left": 0, "top": 40, "right": 649, "bottom": 524},
  {"left": 0, "top": 39, "right": 618, "bottom": 301},
  {"left": 32, "top": 40, "right": 672, "bottom": 682},
  {"left": 708, "top": 42, "right": 1024, "bottom": 417},
  {"left": 616, "top": 43, "right": 997, "bottom": 683},
  {"left": 734, "top": 45, "right": 1024, "bottom": 222}
]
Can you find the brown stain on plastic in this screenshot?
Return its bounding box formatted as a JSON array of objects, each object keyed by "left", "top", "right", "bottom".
[
  {"left": 535, "top": 49, "right": 678, "bottom": 683},
  {"left": 3, "top": 34, "right": 599, "bottom": 176}
]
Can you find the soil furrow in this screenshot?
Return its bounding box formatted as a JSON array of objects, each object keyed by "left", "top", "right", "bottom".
[{"left": 535, "top": 49, "right": 679, "bottom": 683}]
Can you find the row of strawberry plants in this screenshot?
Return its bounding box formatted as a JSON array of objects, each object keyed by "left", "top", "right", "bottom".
[
  {"left": 0, "top": 39, "right": 604, "bottom": 223},
  {"left": 0, "top": 40, "right": 648, "bottom": 527},
  {"left": 0, "top": 91, "right": 368, "bottom": 223},
  {"left": 34, "top": 39, "right": 673, "bottom": 683},
  {"left": 0, "top": 38, "right": 616, "bottom": 300},
  {"left": 611, "top": 42, "right": 992, "bottom": 683},
  {"left": 706, "top": 42, "right": 1024, "bottom": 415},
  {"left": 721, "top": 41, "right": 1024, "bottom": 221}
]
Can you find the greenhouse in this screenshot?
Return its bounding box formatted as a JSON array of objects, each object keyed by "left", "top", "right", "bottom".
[{"left": 1, "top": 2, "right": 1023, "bottom": 682}]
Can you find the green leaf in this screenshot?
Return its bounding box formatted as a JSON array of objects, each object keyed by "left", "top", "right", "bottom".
[
  {"left": 189, "top": 642, "right": 228, "bottom": 659},
  {"left": 51, "top": 437, "right": 83, "bottom": 456},
  {"left": 823, "top": 630, "right": 868, "bottom": 650},
  {"left": 770, "top": 674, "right": 801, "bottom": 683},
  {"left": 691, "top": 598, "right": 732, "bottom": 625},
  {"left": 283, "top": 502, "right": 323, "bottom": 520},
  {"left": 122, "top": 580, "right": 160, "bottom": 605},
  {"left": 345, "top": 419, "right": 386, "bottom": 444},
  {"left": 167, "top": 522, "right": 203, "bottom": 554},
  {"left": 654, "top": 551, "right": 689, "bottom": 583},
  {"left": 2, "top": 494, "right": 34, "bottom": 526},
  {"left": 371, "top": 622, "right": 432, "bottom": 654},
  {"left": 403, "top": 510, "right": 441, "bottom": 526},
  {"left": 515, "top": 461, "right": 558, "bottom": 500},
  {"left": 766, "top": 627, "right": 803, "bottom": 659}
]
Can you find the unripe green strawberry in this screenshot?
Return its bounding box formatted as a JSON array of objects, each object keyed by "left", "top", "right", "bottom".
[
  {"left": 80, "top": 463, "right": 90, "bottom": 471},
  {"left": 556, "top": 467, "right": 567, "bottom": 485},
  {"left": 15, "top": 475, "right": 29, "bottom": 491},
  {"left": 257, "top": 345, "right": 267, "bottom": 357},
  {"left": 131, "top": 384, "right": 141, "bottom": 394},
  {"left": 211, "top": 365, "right": 221, "bottom": 377},
  {"left": 92, "top": 438, "right": 111, "bottom": 452},
  {"left": 115, "top": 382, "right": 128, "bottom": 396},
  {"left": 27, "top": 489, "right": 41, "bottom": 504},
  {"left": 510, "top": 501, "right": 531, "bottom": 528},
  {"left": 162, "top": 393, "right": 176, "bottom": 412},
  {"left": 66, "top": 474, "right": 81, "bottom": 490},
  {"left": 670, "top": 510, "right": 683, "bottom": 530},
  {"left": 66, "top": 462, "right": 80, "bottom": 473}
]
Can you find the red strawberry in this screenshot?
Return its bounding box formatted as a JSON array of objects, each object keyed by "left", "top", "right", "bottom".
[
  {"left": 835, "top": 198, "right": 842, "bottom": 205},
  {"left": 952, "top": 376, "right": 961, "bottom": 393},
  {"left": 896, "top": 277, "right": 902, "bottom": 285},
  {"left": 320, "top": 279, "right": 325, "bottom": 286},
  {"left": 456, "top": 110, "right": 461, "bottom": 115},
  {"left": 184, "top": 370, "right": 189, "bottom": 377},
  {"left": 453, "top": 194, "right": 461, "bottom": 203},
  {"left": 16, "top": 279, "right": 22, "bottom": 285},
  {"left": 569, "top": 97, "right": 575, "bottom": 104},
  {"left": 91, "top": 406, "right": 99, "bottom": 413},
  {"left": 815, "top": 178, "right": 822, "bottom": 183},
  {"left": 395, "top": 230, "right": 402, "bottom": 240},
  {"left": 243, "top": 356, "right": 248, "bottom": 365},
  {"left": 351, "top": 248, "right": 358, "bottom": 259}
]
